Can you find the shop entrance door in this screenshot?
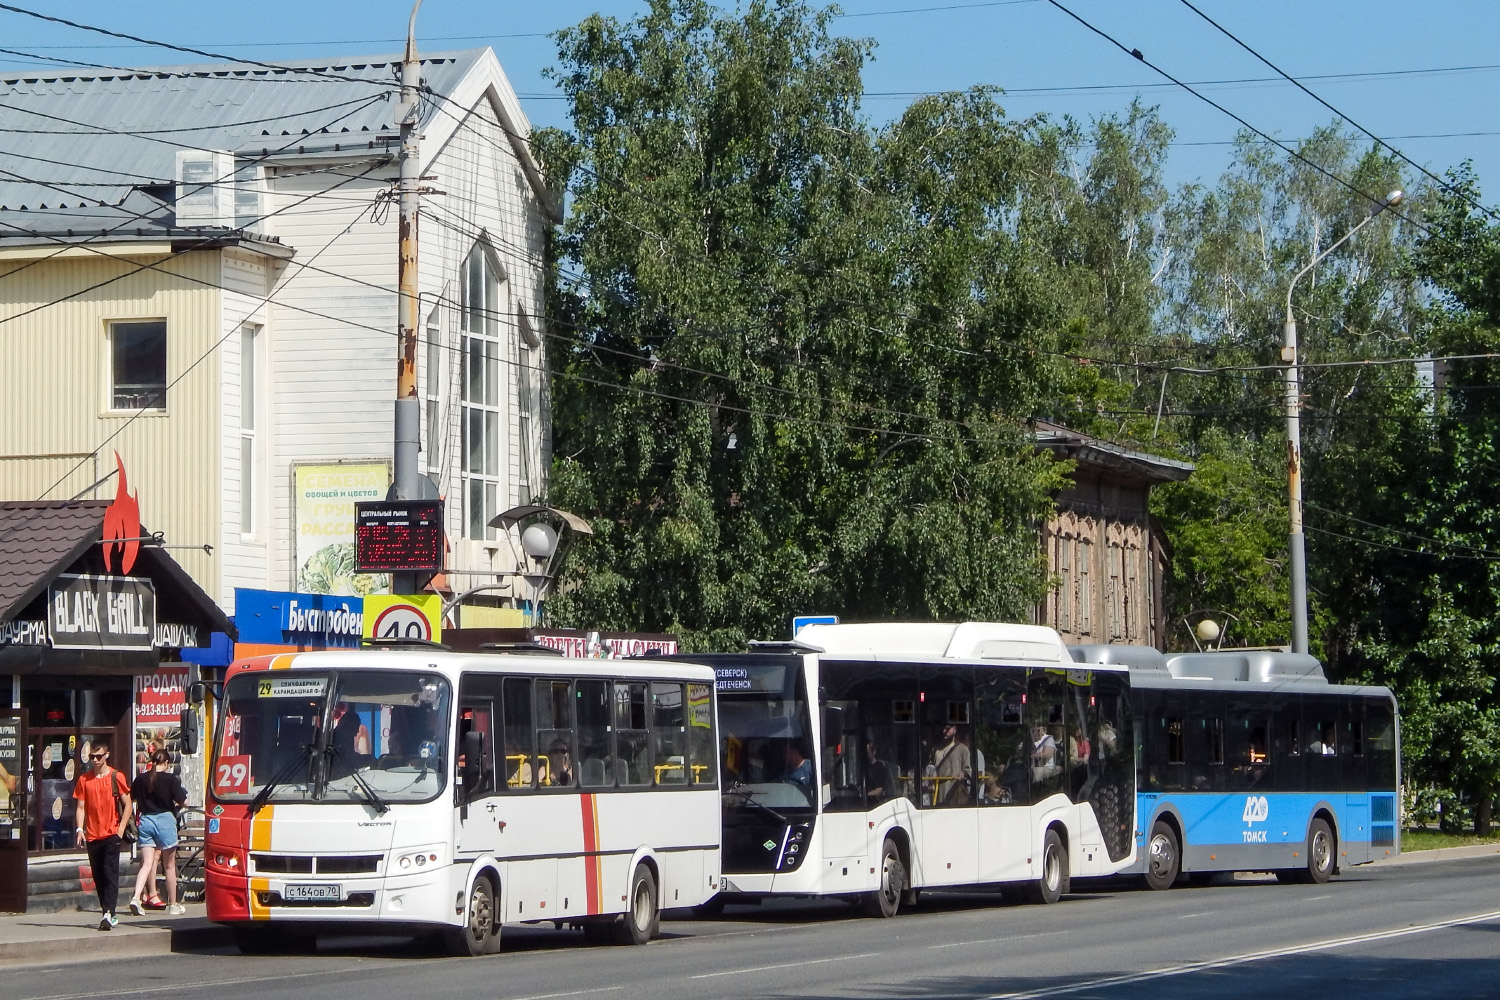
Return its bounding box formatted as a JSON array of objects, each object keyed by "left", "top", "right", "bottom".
[
  {"left": 29, "top": 729, "right": 115, "bottom": 853},
  {"left": 0, "top": 710, "right": 25, "bottom": 911}
]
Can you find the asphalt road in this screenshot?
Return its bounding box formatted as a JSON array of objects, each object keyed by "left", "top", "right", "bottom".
[{"left": 8, "top": 858, "right": 1500, "bottom": 1000}]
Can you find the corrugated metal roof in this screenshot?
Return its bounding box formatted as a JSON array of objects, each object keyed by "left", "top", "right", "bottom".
[
  {"left": 0, "top": 500, "right": 106, "bottom": 621},
  {"left": 0, "top": 49, "right": 486, "bottom": 230}
]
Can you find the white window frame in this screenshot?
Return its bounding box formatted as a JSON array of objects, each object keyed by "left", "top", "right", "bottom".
[
  {"left": 239, "top": 323, "right": 260, "bottom": 537},
  {"left": 106, "top": 319, "right": 168, "bottom": 413},
  {"left": 460, "top": 243, "right": 505, "bottom": 540}
]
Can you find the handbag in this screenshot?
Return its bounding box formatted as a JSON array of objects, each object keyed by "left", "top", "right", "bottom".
[{"left": 112, "top": 773, "right": 139, "bottom": 844}]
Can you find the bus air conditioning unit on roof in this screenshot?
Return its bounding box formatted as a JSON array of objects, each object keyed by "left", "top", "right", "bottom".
[{"left": 175, "top": 150, "right": 236, "bottom": 228}]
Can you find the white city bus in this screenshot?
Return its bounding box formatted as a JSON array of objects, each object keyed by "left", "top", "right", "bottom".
[
  {"left": 689, "top": 622, "right": 1137, "bottom": 916},
  {"left": 203, "top": 648, "right": 722, "bottom": 955}
]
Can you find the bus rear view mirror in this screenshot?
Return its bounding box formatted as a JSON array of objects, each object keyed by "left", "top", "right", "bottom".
[{"left": 179, "top": 707, "right": 200, "bottom": 756}]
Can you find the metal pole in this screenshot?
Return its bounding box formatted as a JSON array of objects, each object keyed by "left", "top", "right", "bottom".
[
  {"left": 393, "top": 0, "right": 424, "bottom": 594},
  {"left": 1280, "top": 190, "right": 1401, "bottom": 655},
  {"left": 1283, "top": 311, "right": 1308, "bottom": 655}
]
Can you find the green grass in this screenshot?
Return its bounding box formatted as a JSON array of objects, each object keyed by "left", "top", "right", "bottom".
[{"left": 1403, "top": 829, "right": 1500, "bottom": 851}]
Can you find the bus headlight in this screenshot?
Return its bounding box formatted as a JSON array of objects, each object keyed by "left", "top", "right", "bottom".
[{"left": 393, "top": 847, "right": 442, "bottom": 871}]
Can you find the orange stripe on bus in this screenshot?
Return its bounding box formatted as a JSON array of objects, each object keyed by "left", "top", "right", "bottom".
[{"left": 250, "top": 804, "right": 274, "bottom": 851}]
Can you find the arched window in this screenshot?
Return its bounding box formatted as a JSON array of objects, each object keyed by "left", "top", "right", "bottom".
[{"left": 461, "top": 243, "right": 504, "bottom": 539}]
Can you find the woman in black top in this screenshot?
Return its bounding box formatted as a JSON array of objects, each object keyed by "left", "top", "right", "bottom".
[{"left": 129, "top": 749, "right": 189, "bottom": 915}]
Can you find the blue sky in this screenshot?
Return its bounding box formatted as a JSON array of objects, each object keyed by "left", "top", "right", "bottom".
[{"left": 4, "top": 0, "right": 1497, "bottom": 205}]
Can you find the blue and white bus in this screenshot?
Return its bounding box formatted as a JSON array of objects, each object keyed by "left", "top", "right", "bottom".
[{"left": 1070, "top": 645, "right": 1400, "bottom": 888}]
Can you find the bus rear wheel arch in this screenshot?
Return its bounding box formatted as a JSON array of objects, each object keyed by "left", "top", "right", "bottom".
[
  {"left": 1144, "top": 819, "right": 1181, "bottom": 891},
  {"left": 1279, "top": 816, "right": 1336, "bottom": 885},
  {"left": 1023, "top": 827, "right": 1069, "bottom": 905},
  {"left": 616, "top": 863, "right": 661, "bottom": 945}
]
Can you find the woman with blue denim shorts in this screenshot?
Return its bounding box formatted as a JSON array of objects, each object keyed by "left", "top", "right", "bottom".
[{"left": 129, "top": 749, "right": 189, "bottom": 915}]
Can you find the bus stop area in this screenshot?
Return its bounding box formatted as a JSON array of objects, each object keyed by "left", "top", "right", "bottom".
[{"left": 1, "top": 844, "right": 1498, "bottom": 968}]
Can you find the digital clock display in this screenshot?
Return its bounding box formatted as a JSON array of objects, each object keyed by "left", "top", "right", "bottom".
[{"left": 354, "top": 500, "right": 444, "bottom": 573}]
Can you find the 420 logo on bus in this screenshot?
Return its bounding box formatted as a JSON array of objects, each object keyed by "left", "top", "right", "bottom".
[{"left": 1241, "top": 795, "right": 1270, "bottom": 841}]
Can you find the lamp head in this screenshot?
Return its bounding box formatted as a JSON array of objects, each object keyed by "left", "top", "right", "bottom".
[
  {"left": 1385, "top": 189, "right": 1404, "bottom": 207},
  {"left": 521, "top": 522, "right": 558, "bottom": 561},
  {"left": 1195, "top": 619, "right": 1222, "bottom": 644}
]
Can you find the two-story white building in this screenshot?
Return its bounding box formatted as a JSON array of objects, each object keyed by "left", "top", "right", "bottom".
[{"left": 0, "top": 48, "right": 558, "bottom": 616}]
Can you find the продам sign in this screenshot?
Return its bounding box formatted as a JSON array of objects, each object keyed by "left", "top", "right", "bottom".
[{"left": 135, "top": 666, "right": 189, "bottom": 724}]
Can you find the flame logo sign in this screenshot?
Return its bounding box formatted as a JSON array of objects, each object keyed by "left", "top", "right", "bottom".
[{"left": 101, "top": 451, "right": 141, "bottom": 575}]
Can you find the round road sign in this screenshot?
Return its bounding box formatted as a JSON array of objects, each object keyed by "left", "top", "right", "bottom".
[{"left": 370, "top": 603, "right": 433, "bottom": 641}]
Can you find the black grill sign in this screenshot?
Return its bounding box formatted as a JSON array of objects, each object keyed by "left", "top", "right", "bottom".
[
  {"left": 48, "top": 574, "right": 156, "bottom": 650},
  {"left": 354, "top": 500, "right": 444, "bottom": 573}
]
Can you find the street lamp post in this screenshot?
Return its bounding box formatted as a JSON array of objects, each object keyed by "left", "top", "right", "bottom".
[{"left": 1282, "top": 189, "right": 1403, "bottom": 654}]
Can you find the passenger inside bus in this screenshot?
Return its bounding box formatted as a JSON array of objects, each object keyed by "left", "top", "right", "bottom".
[
  {"left": 546, "top": 740, "right": 574, "bottom": 786},
  {"left": 864, "top": 733, "right": 895, "bottom": 805}
]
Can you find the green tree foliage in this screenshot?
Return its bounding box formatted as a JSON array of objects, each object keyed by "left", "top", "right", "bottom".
[{"left": 535, "top": 0, "right": 1182, "bottom": 649}]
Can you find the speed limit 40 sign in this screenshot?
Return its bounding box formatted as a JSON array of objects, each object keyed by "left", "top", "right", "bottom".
[{"left": 362, "top": 594, "right": 443, "bottom": 643}]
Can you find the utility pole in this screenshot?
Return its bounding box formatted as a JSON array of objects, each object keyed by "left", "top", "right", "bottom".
[{"left": 392, "top": 0, "right": 424, "bottom": 595}]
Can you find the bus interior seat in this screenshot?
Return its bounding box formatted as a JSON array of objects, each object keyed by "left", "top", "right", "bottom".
[{"left": 581, "top": 757, "right": 607, "bottom": 786}]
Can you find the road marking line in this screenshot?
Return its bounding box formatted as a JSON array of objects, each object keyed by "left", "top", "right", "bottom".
[
  {"left": 987, "top": 908, "right": 1500, "bottom": 999},
  {"left": 928, "top": 931, "right": 1069, "bottom": 950},
  {"left": 505, "top": 988, "right": 623, "bottom": 1000},
  {"left": 1175, "top": 911, "right": 1213, "bottom": 919},
  {"left": 690, "top": 951, "right": 880, "bottom": 979}
]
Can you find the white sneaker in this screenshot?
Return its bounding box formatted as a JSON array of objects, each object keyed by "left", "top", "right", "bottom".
[
  {"left": 129, "top": 898, "right": 144, "bottom": 917},
  {"left": 167, "top": 903, "right": 186, "bottom": 915}
]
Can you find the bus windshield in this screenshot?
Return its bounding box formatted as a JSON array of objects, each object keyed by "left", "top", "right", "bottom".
[
  {"left": 716, "top": 659, "right": 816, "bottom": 811},
  {"left": 214, "top": 670, "right": 451, "bottom": 805}
]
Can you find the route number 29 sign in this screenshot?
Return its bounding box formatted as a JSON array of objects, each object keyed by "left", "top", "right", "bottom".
[{"left": 214, "top": 755, "right": 252, "bottom": 795}]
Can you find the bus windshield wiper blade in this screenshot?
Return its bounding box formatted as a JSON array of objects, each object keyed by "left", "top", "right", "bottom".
[
  {"left": 248, "top": 743, "right": 315, "bottom": 815},
  {"left": 339, "top": 754, "right": 390, "bottom": 814},
  {"left": 725, "top": 785, "right": 789, "bottom": 825}
]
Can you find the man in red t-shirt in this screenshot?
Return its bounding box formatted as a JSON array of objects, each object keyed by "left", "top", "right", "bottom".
[{"left": 74, "top": 745, "right": 131, "bottom": 930}]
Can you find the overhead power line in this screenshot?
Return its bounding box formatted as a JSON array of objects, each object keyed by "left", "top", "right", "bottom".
[
  {"left": 1041, "top": 0, "right": 1430, "bottom": 238},
  {"left": 1174, "top": 0, "right": 1500, "bottom": 224}
]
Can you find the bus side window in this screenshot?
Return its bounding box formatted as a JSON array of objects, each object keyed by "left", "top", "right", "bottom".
[
  {"left": 614, "top": 682, "right": 651, "bottom": 787},
  {"left": 577, "top": 680, "right": 612, "bottom": 788},
  {"left": 502, "top": 677, "right": 536, "bottom": 791},
  {"left": 536, "top": 680, "right": 576, "bottom": 788},
  {"left": 686, "top": 683, "right": 716, "bottom": 786},
  {"left": 650, "top": 682, "right": 687, "bottom": 786}
]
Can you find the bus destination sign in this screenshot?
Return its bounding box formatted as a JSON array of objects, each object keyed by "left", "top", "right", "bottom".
[{"left": 354, "top": 500, "right": 444, "bottom": 573}]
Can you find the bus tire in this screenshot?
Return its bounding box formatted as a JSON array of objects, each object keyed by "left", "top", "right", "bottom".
[
  {"left": 445, "top": 877, "right": 496, "bottom": 957},
  {"left": 862, "top": 838, "right": 905, "bottom": 918},
  {"left": 1304, "top": 818, "right": 1335, "bottom": 883},
  {"left": 1024, "top": 829, "right": 1068, "bottom": 905},
  {"left": 1144, "top": 821, "right": 1180, "bottom": 891},
  {"left": 617, "top": 865, "right": 659, "bottom": 945}
]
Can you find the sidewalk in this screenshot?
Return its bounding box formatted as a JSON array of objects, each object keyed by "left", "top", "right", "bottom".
[
  {"left": 0, "top": 903, "right": 230, "bottom": 968},
  {"left": 2, "top": 845, "right": 1498, "bottom": 967}
]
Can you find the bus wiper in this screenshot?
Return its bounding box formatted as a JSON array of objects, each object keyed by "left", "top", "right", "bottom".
[
  {"left": 333, "top": 748, "right": 390, "bottom": 814},
  {"left": 725, "top": 784, "right": 789, "bottom": 825},
  {"left": 249, "top": 743, "right": 316, "bottom": 815}
]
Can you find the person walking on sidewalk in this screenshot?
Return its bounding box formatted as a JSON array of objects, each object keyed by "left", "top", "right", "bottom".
[
  {"left": 73, "top": 745, "right": 131, "bottom": 930},
  {"left": 129, "top": 749, "right": 189, "bottom": 916}
]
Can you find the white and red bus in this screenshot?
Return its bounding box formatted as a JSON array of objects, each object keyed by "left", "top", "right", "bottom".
[{"left": 203, "top": 648, "right": 721, "bottom": 954}]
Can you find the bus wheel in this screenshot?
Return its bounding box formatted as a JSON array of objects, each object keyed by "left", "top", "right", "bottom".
[
  {"left": 617, "top": 865, "right": 659, "bottom": 945},
  {"left": 862, "top": 838, "right": 905, "bottom": 918},
  {"left": 1024, "top": 829, "right": 1068, "bottom": 905},
  {"left": 1144, "top": 821, "right": 1180, "bottom": 891},
  {"left": 1305, "top": 818, "right": 1335, "bottom": 883},
  {"left": 446, "top": 878, "right": 495, "bottom": 957}
]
